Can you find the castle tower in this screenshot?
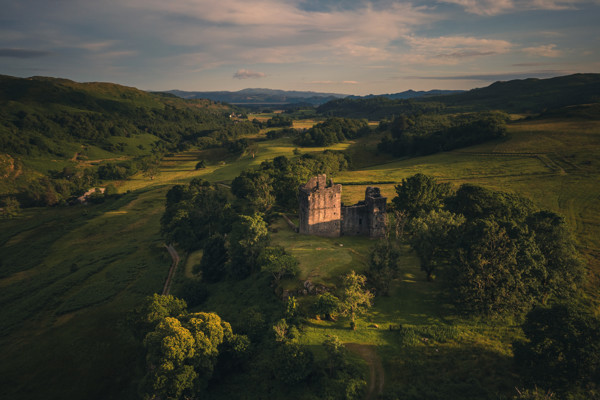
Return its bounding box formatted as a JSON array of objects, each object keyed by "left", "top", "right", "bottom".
[
  {"left": 364, "top": 187, "right": 387, "bottom": 238},
  {"left": 298, "top": 174, "right": 342, "bottom": 237}
]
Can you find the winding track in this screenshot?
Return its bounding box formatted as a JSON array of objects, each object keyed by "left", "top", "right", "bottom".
[
  {"left": 345, "top": 343, "right": 385, "bottom": 400},
  {"left": 162, "top": 244, "right": 180, "bottom": 295}
]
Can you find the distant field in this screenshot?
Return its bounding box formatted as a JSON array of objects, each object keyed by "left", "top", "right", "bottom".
[{"left": 0, "top": 116, "right": 598, "bottom": 399}]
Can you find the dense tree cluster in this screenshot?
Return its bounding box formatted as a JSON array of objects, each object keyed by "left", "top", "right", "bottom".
[
  {"left": 231, "top": 151, "right": 349, "bottom": 212},
  {"left": 378, "top": 111, "right": 508, "bottom": 157},
  {"left": 316, "top": 97, "right": 444, "bottom": 120},
  {"left": 134, "top": 294, "right": 248, "bottom": 400},
  {"left": 160, "top": 179, "right": 235, "bottom": 251},
  {"left": 514, "top": 302, "right": 600, "bottom": 396},
  {"left": 294, "top": 117, "right": 369, "bottom": 147},
  {"left": 393, "top": 174, "right": 585, "bottom": 317}
]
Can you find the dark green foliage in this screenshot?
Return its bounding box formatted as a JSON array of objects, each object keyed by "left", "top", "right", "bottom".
[
  {"left": 294, "top": 117, "right": 369, "bottom": 146},
  {"left": 225, "top": 138, "right": 250, "bottom": 154},
  {"left": 231, "top": 170, "right": 275, "bottom": 212},
  {"left": 442, "top": 184, "right": 584, "bottom": 317},
  {"left": 198, "top": 234, "right": 228, "bottom": 283},
  {"left": 259, "top": 246, "right": 299, "bottom": 285},
  {"left": 378, "top": 111, "right": 508, "bottom": 157},
  {"left": 451, "top": 219, "right": 544, "bottom": 316},
  {"left": 0, "top": 74, "right": 251, "bottom": 161},
  {"left": 339, "top": 271, "right": 374, "bottom": 329},
  {"left": 227, "top": 213, "right": 269, "bottom": 279},
  {"left": 232, "top": 151, "right": 348, "bottom": 211},
  {"left": 317, "top": 97, "right": 444, "bottom": 120},
  {"left": 313, "top": 292, "right": 340, "bottom": 321},
  {"left": 367, "top": 238, "right": 402, "bottom": 295},
  {"left": 318, "top": 336, "right": 366, "bottom": 400},
  {"left": 97, "top": 161, "right": 138, "bottom": 180},
  {"left": 409, "top": 210, "right": 465, "bottom": 281},
  {"left": 273, "top": 342, "right": 315, "bottom": 384},
  {"left": 195, "top": 160, "right": 206, "bottom": 169},
  {"left": 176, "top": 280, "right": 209, "bottom": 308},
  {"left": 266, "top": 127, "right": 296, "bottom": 139},
  {"left": 514, "top": 303, "right": 600, "bottom": 394},
  {"left": 446, "top": 183, "right": 535, "bottom": 223},
  {"left": 525, "top": 211, "right": 584, "bottom": 302},
  {"left": 393, "top": 173, "right": 452, "bottom": 216},
  {"left": 161, "top": 179, "right": 234, "bottom": 251},
  {"left": 18, "top": 166, "right": 99, "bottom": 207},
  {"left": 266, "top": 115, "right": 293, "bottom": 127},
  {"left": 1, "top": 196, "right": 20, "bottom": 219}
]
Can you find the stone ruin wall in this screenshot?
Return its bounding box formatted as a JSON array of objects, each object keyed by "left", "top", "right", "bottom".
[
  {"left": 298, "top": 175, "right": 387, "bottom": 238},
  {"left": 298, "top": 174, "right": 342, "bottom": 237}
]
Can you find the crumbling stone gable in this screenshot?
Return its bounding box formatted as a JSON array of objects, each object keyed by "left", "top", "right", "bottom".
[{"left": 298, "top": 175, "right": 387, "bottom": 238}]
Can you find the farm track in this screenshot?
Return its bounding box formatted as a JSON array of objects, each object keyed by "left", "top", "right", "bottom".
[
  {"left": 346, "top": 343, "right": 385, "bottom": 400},
  {"left": 162, "top": 244, "right": 180, "bottom": 295}
]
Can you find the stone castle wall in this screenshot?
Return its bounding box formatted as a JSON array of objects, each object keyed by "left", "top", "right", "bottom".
[
  {"left": 298, "top": 175, "right": 386, "bottom": 238},
  {"left": 298, "top": 174, "right": 342, "bottom": 237}
]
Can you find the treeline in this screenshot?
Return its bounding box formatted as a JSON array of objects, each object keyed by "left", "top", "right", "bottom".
[
  {"left": 316, "top": 97, "right": 444, "bottom": 120},
  {"left": 378, "top": 111, "right": 508, "bottom": 157},
  {"left": 294, "top": 117, "right": 369, "bottom": 146}
]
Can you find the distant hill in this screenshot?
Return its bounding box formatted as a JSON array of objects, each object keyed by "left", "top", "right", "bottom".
[
  {"left": 166, "top": 88, "right": 346, "bottom": 105},
  {"left": 317, "top": 73, "right": 600, "bottom": 118},
  {"left": 166, "top": 88, "right": 464, "bottom": 106},
  {"left": 347, "top": 89, "right": 463, "bottom": 100},
  {"left": 428, "top": 73, "right": 600, "bottom": 113}
]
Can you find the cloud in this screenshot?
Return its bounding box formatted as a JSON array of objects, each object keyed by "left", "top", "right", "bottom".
[
  {"left": 437, "top": 0, "right": 585, "bottom": 15},
  {"left": 233, "top": 69, "right": 266, "bottom": 79},
  {"left": 0, "top": 48, "right": 52, "bottom": 58},
  {"left": 400, "top": 35, "right": 512, "bottom": 65},
  {"left": 522, "top": 44, "right": 562, "bottom": 57}
]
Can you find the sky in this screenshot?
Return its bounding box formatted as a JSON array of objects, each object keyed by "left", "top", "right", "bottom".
[{"left": 0, "top": 0, "right": 599, "bottom": 95}]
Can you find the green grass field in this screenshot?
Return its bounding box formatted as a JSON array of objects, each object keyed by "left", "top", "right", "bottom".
[{"left": 0, "top": 116, "right": 598, "bottom": 399}]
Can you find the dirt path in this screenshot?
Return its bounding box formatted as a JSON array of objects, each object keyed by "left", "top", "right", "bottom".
[
  {"left": 345, "top": 343, "right": 385, "bottom": 400},
  {"left": 162, "top": 244, "right": 180, "bottom": 295}
]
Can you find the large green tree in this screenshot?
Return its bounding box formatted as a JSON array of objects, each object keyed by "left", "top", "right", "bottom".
[
  {"left": 227, "top": 213, "right": 269, "bottom": 279},
  {"left": 513, "top": 303, "right": 600, "bottom": 394},
  {"left": 393, "top": 173, "right": 451, "bottom": 216},
  {"left": 161, "top": 179, "right": 234, "bottom": 251},
  {"left": 367, "top": 239, "right": 402, "bottom": 295},
  {"left": 409, "top": 209, "right": 465, "bottom": 281},
  {"left": 339, "top": 271, "right": 374, "bottom": 330}
]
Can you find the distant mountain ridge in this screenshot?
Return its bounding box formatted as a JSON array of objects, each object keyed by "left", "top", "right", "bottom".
[
  {"left": 165, "top": 88, "right": 346, "bottom": 105},
  {"left": 347, "top": 89, "right": 464, "bottom": 100},
  {"left": 165, "top": 88, "right": 464, "bottom": 105}
]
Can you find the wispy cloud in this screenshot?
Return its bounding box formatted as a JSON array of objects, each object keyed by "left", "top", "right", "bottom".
[
  {"left": 438, "top": 0, "right": 585, "bottom": 15},
  {"left": 400, "top": 35, "right": 512, "bottom": 65},
  {"left": 522, "top": 44, "right": 562, "bottom": 57},
  {"left": 233, "top": 69, "right": 266, "bottom": 79},
  {"left": 0, "top": 48, "right": 52, "bottom": 58}
]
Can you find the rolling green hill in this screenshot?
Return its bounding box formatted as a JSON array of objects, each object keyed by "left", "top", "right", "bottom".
[{"left": 317, "top": 73, "right": 600, "bottom": 118}]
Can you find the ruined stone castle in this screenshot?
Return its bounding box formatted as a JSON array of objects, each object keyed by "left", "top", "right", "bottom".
[{"left": 298, "top": 174, "right": 387, "bottom": 238}]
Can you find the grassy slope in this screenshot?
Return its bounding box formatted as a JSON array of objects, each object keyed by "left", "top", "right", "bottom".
[{"left": 0, "top": 116, "right": 598, "bottom": 399}]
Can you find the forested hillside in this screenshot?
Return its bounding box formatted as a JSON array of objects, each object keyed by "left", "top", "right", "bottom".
[{"left": 0, "top": 75, "right": 253, "bottom": 159}]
